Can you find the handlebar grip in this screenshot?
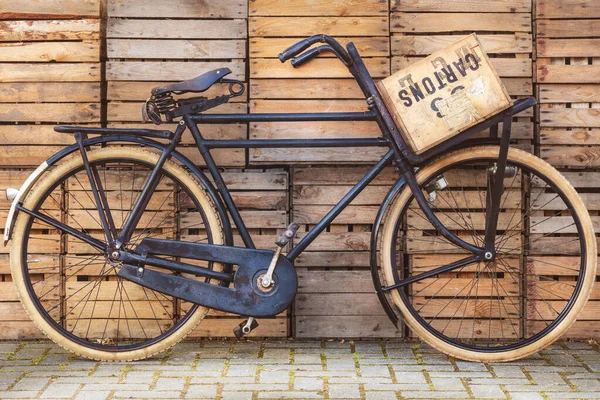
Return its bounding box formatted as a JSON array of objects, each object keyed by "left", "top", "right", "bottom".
[
  {"left": 290, "top": 48, "right": 319, "bottom": 68},
  {"left": 275, "top": 222, "right": 300, "bottom": 247},
  {"left": 278, "top": 39, "right": 312, "bottom": 63}
]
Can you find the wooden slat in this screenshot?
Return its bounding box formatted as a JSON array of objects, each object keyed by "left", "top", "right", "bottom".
[
  {"left": 393, "top": 0, "right": 531, "bottom": 12},
  {"left": 537, "top": 39, "right": 600, "bottom": 57},
  {"left": 391, "top": 13, "right": 531, "bottom": 33},
  {"left": 250, "top": 78, "right": 365, "bottom": 99},
  {"left": 108, "top": 0, "right": 247, "bottom": 18},
  {"left": 0, "top": 20, "right": 100, "bottom": 41},
  {"left": 540, "top": 129, "right": 600, "bottom": 145},
  {"left": 108, "top": 81, "right": 248, "bottom": 102},
  {"left": 0, "top": 82, "right": 100, "bottom": 102},
  {"left": 539, "top": 84, "right": 600, "bottom": 103},
  {"left": 537, "top": 65, "right": 600, "bottom": 84},
  {"left": 297, "top": 270, "right": 374, "bottom": 293},
  {"left": 251, "top": 147, "right": 388, "bottom": 164},
  {"left": 249, "top": 17, "right": 389, "bottom": 37},
  {"left": 106, "top": 61, "right": 245, "bottom": 81},
  {"left": 250, "top": 0, "right": 388, "bottom": 16},
  {"left": 540, "top": 108, "right": 600, "bottom": 128},
  {"left": 0, "top": 0, "right": 100, "bottom": 19},
  {"left": 107, "top": 19, "right": 246, "bottom": 39},
  {"left": 392, "top": 34, "right": 532, "bottom": 55},
  {"left": 295, "top": 316, "right": 401, "bottom": 338},
  {"left": 537, "top": 19, "right": 600, "bottom": 38},
  {"left": 296, "top": 293, "right": 387, "bottom": 316},
  {"left": 536, "top": 0, "right": 600, "bottom": 19},
  {"left": 251, "top": 58, "right": 389, "bottom": 78},
  {"left": 250, "top": 37, "right": 389, "bottom": 58},
  {"left": 0, "top": 103, "right": 100, "bottom": 123},
  {"left": 0, "top": 63, "right": 101, "bottom": 82},
  {"left": 0, "top": 41, "right": 99, "bottom": 62},
  {"left": 0, "top": 125, "right": 77, "bottom": 146},
  {"left": 107, "top": 39, "right": 246, "bottom": 59},
  {"left": 392, "top": 57, "right": 532, "bottom": 78}
]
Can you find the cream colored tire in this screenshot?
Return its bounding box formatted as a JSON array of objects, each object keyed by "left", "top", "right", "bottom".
[
  {"left": 380, "top": 146, "right": 596, "bottom": 362},
  {"left": 10, "top": 146, "right": 224, "bottom": 361}
]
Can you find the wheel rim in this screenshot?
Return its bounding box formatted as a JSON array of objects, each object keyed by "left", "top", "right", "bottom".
[
  {"left": 20, "top": 156, "right": 218, "bottom": 351},
  {"left": 389, "top": 155, "right": 587, "bottom": 352}
]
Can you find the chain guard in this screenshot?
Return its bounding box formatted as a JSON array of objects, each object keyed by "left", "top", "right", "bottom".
[{"left": 116, "top": 239, "right": 297, "bottom": 317}]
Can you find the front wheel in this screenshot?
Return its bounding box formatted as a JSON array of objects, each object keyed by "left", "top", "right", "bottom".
[
  {"left": 380, "top": 146, "right": 596, "bottom": 362},
  {"left": 10, "top": 146, "right": 225, "bottom": 361}
]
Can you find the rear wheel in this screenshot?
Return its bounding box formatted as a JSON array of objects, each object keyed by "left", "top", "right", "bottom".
[
  {"left": 380, "top": 146, "right": 596, "bottom": 362},
  {"left": 10, "top": 146, "right": 224, "bottom": 361}
]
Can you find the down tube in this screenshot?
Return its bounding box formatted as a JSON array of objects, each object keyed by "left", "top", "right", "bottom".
[{"left": 286, "top": 150, "right": 395, "bottom": 261}]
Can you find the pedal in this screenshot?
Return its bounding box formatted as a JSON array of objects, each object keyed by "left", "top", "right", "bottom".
[{"left": 233, "top": 317, "right": 259, "bottom": 339}]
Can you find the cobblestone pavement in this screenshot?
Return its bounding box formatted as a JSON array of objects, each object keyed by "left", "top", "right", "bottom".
[{"left": 1, "top": 340, "right": 600, "bottom": 399}]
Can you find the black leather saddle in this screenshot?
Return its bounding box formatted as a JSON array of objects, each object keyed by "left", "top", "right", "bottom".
[{"left": 151, "top": 67, "right": 232, "bottom": 95}]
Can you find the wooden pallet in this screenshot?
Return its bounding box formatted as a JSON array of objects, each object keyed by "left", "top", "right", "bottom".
[
  {"left": 106, "top": 0, "right": 248, "bottom": 167},
  {"left": 248, "top": 0, "right": 390, "bottom": 164},
  {"left": 391, "top": 0, "right": 534, "bottom": 152},
  {"left": 0, "top": 0, "right": 101, "bottom": 339},
  {"left": 535, "top": 0, "right": 600, "bottom": 338},
  {"left": 291, "top": 166, "right": 402, "bottom": 338}
]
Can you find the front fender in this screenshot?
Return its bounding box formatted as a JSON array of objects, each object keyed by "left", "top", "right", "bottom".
[
  {"left": 3, "top": 135, "right": 233, "bottom": 247},
  {"left": 369, "top": 176, "right": 406, "bottom": 326}
]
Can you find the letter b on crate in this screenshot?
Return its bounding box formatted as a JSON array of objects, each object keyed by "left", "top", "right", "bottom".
[{"left": 377, "top": 34, "right": 511, "bottom": 154}]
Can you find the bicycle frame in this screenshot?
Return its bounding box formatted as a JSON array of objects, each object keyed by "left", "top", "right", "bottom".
[{"left": 11, "top": 39, "right": 536, "bottom": 294}]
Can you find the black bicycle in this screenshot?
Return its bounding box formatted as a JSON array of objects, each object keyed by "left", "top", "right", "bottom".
[{"left": 5, "top": 35, "right": 596, "bottom": 362}]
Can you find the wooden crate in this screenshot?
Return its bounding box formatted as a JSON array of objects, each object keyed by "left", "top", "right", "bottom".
[
  {"left": 106, "top": 0, "right": 248, "bottom": 167},
  {"left": 292, "top": 166, "right": 403, "bottom": 338},
  {"left": 391, "top": 0, "right": 535, "bottom": 153},
  {"left": 0, "top": 0, "right": 101, "bottom": 339},
  {"left": 378, "top": 34, "right": 512, "bottom": 154},
  {"left": 535, "top": 0, "right": 600, "bottom": 338},
  {"left": 248, "top": 0, "right": 390, "bottom": 164}
]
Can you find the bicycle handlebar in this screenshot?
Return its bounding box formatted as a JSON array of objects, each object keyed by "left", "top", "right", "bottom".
[{"left": 278, "top": 34, "right": 352, "bottom": 68}]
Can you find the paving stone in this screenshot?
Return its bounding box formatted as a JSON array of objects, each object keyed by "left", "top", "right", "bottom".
[
  {"left": 360, "top": 365, "right": 392, "bottom": 377},
  {"left": 509, "top": 393, "right": 545, "bottom": 400},
  {"left": 74, "top": 391, "right": 111, "bottom": 400},
  {"left": 221, "top": 392, "right": 254, "bottom": 400},
  {"left": 259, "top": 370, "right": 290, "bottom": 383},
  {"left": 469, "top": 384, "right": 507, "bottom": 399},
  {"left": 153, "top": 377, "right": 187, "bottom": 391},
  {"left": 401, "top": 391, "right": 468, "bottom": 399},
  {"left": 11, "top": 377, "right": 50, "bottom": 391},
  {"left": 294, "top": 377, "right": 324, "bottom": 391},
  {"left": 258, "top": 391, "right": 322, "bottom": 398},
  {"left": 365, "top": 391, "right": 397, "bottom": 400},
  {"left": 430, "top": 377, "right": 465, "bottom": 391},
  {"left": 40, "top": 383, "right": 80, "bottom": 398},
  {"left": 0, "top": 391, "right": 43, "bottom": 399},
  {"left": 328, "top": 383, "right": 361, "bottom": 399},
  {"left": 114, "top": 391, "right": 180, "bottom": 398},
  {"left": 572, "top": 379, "right": 600, "bottom": 391},
  {"left": 185, "top": 384, "right": 219, "bottom": 398}
]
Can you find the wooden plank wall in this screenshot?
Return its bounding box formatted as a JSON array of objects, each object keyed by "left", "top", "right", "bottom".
[
  {"left": 536, "top": 0, "right": 600, "bottom": 337},
  {"left": 0, "top": 0, "right": 101, "bottom": 339},
  {"left": 2, "top": 0, "right": 600, "bottom": 341}
]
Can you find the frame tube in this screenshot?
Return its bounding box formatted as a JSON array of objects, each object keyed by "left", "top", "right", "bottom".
[{"left": 287, "top": 150, "right": 395, "bottom": 261}]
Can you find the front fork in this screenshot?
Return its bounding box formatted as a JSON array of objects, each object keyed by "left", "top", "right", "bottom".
[{"left": 383, "top": 113, "right": 513, "bottom": 292}]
